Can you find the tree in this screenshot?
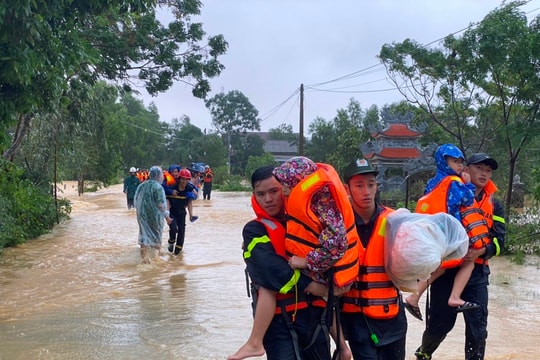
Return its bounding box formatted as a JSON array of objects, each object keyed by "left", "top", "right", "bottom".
[
  {"left": 306, "top": 99, "right": 375, "bottom": 172},
  {"left": 1, "top": 0, "right": 228, "bottom": 161},
  {"left": 198, "top": 132, "right": 227, "bottom": 169},
  {"left": 245, "top": 153, "right": 278, "bottom": 182},
  {"left": 268, "top": 123, "right": 296, "bottom": 142},
  {"left": 120, "top": 94, "right": 167, "bottom": 170},
  {"left": 205, "top": 90, "right": 261, "bottom": 173},
  {"left": 304, "top": 117, "right": 335, "bottom": 163},
  {"left": 229, "top": 133, "right": 265, "bottom": 175},
  {"left": 166, "top": 115, "right": 204, "bottom": 166},
  {"left": 379, "top": 1, "right": 540, "bottom": 217}
]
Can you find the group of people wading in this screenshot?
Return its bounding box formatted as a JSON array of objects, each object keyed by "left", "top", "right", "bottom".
[
  {"left": 230, "top": 147, "right": 505, "bottom": 360},
  {"left": 127, "top": 164, "right": 214, "bottom": 263}
]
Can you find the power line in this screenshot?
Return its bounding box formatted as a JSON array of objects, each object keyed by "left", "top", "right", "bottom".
[
  {"left": 259, "top": 87, "right": 300, "bottom": 121},
  {"left": 303, "top": 2, "right": 540, "bottom": 91},
  {"left": 257, "top": 2, "right": 540, "bottom": 122}
]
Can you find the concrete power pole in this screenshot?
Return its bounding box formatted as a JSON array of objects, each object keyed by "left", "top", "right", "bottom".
[{"left": 299, "top": 83, "right": 304, "bottom": 156}]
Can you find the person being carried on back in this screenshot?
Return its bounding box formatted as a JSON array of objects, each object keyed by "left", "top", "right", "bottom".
[
  {"left": 164, "top": 168, "right": 199, "bottom": 255},
  {"left": 228, "top": 156, "right": 359, "bottom": 360},
  {"left": 405, "top": 144, "right": 488, "bottom": 320}
]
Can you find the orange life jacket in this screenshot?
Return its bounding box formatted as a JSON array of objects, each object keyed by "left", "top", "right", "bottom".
[
  {"left": 416, "top": 175, "right": 461, "bottom": 214},
  {"left": 284, "top": 163, "right": 360, "bottom": 288},
  {"left": 250, "top": 195, "right": 326, "bottom": 314},
  {"left": 163, "top": 171, "right": 176, "bottom": 187},
  {"left": 203, "top": 170, "right": 214, "bottom": 183},
  {"left": 340, "top": 207, "right": 401, "bottom": 319},
  {"left": 416, "top": 175, "right": 494, "bottom": 268}
]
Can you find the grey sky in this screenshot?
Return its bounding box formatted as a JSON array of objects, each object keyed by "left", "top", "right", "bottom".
[{"left": 139, "top": 1, "right": 539, "bottom": 133}]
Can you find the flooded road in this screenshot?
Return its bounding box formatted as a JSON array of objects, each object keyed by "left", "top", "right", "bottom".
[{"left": 0, "top": 183, "right": 539, "bottom": 359}]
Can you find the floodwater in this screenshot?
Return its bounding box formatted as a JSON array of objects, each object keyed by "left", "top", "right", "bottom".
[{"left": 0, "top": 183, "right": 539, "bottom": 360}]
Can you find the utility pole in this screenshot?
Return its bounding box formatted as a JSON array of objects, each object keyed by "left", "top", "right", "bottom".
[{"left": 299, "top": 83, "right": 304, "bottom": 155}]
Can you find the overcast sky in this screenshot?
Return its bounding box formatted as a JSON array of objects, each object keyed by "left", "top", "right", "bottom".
[{"left": 138, "top": 0, "right": 540, "bottom": 133}]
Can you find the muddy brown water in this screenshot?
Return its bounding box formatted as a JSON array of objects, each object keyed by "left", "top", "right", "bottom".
[{"left": 0, "top": 183, "right": 539, "bottom": 359}]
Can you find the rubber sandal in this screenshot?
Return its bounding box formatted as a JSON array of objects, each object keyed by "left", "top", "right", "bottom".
[
  {"left": 405, "top": 301, "right": 423, "bottom": 321},
  {"left": 454, "top": 301, "right": 480, "bottom": 313}
]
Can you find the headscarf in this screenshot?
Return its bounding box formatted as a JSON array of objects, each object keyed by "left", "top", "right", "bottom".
[
  {"left": 425, "top": 144, "right": 465, "bottom": 194},
  {"left": 273, "top": 156, "right": 319, "bottom": 189}
]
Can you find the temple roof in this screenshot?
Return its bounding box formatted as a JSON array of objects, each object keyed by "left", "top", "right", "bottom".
[
  {"left": 371, "top": 123, "right": 423, "bottom": 138},
  {"left": 365, "top": 147, "right": 423, "bottom": 160}
]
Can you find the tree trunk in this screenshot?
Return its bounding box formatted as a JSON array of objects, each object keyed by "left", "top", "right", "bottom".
[{"left": 2, "top": 113, "right": 33, "bottom": 161}]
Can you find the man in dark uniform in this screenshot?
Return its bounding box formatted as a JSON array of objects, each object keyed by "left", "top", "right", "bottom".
[
  {"left": 228, "top": 166, "right": 331, "bottom": 360},
  {"left": 415, "top": 153, "right": 506, "bottom": 360},
  {"left": 340, "top": 158, "right": 408, "bottom": 360}
]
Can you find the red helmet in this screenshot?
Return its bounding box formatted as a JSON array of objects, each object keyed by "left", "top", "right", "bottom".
[{"left": 179, "top": 168, "right": 192, "bottom": 179}]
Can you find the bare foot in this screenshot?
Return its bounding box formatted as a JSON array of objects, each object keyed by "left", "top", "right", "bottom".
[
  {"left": 337, "top": 344, "right": 352, "bottom": 360},
  {"left": 227, "top": 343, "right": 265, "bottom": 360},
  {"left": 406, "top": 293, "right": 419, "bottom": 308},
  {"left": 448, "top": 297, "right": 466, "bottom": 308},
  {"left": 140, "top": 247, "right": 150, "bottom": 264}
]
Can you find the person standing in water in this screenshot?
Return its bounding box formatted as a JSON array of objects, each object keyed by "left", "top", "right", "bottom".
[
  {"left": 134, "top": 166, "right": 172, "bottom": 264},
  {"left": 339, "top": 158, "right": 408, "bottom": 360},
  {"left": 228, "top": 165, "right": 337, "bottom": 360},
  {"left": 166, "top": 168, "right": 199, "bottom": 255},
  {"left": 123, "top": 167, "right": 140, "bottom": 210},
  {"left": 202, "top": 164, "right": 214, "bottom": 200},
  {"left": 414, "top": 152, "right": 506, "bottom": 360}
]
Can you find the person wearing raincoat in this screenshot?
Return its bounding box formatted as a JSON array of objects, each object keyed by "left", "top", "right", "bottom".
[
  {"left": 134, "top": 166, "right": 172, "bottom": 264},
  {"left": 123, "top": 167, "right": 140, "bottom": 209}
]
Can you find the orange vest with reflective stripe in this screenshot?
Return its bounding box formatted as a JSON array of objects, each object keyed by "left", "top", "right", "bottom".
[
  {"left": 416, "top": 175, "right": 461, "bottom": 215},
  {"left": 250, "top": 195, "right": 325, "bottom": 314},
  {"left": 340, "top": 207, "right": 401, "bottom": 319},
  {"left": 416, "top": 175, "right": 494, "bottom": 268},
  {"left": 284, "top": 163, "right": 360, "bottom": 288}
]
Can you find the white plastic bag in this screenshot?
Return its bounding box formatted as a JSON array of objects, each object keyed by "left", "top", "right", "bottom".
[{"left": 384, "top": 209, "right": 469, "bottom": 292}]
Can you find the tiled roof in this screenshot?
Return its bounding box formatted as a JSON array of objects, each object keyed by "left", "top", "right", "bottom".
[
  {"left": 366, "top": 148, "right": 422, "bottom": 159},
  {"left": 264, "top": 140, "right": 297, "bottom": 154},
  {"left": 372, "top": 124, "right": 422, "bottom": 138}
]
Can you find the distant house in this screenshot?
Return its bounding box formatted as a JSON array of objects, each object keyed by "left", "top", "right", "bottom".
[{"left": 251, "top": 132, "right": 298, "bottom": 162}]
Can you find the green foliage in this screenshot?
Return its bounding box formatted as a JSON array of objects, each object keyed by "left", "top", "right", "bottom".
[
  {"left": 268, "top": 123, "right": 296, "bottom": 141},
  {"left": 206, "top": 90, "right": 261, "bottom": 135},
  {"left": 217, "top": 174, "right": 250, "bottom": 192},
  {"left": 119, "top": 93, "right": 168, "bottom": 171},
  {"left": 305, "top": 99, "right": 377, "bottom": 171},
  {"left": 18, "top": 81, "right": 127, "bottom": 186},
  {"left": 245, "top": 153, "right": 279, "bottom": 182},
  {"left": 506, "top": 207, "right": 540, "bottom": 259},
  {"left": 210, "top": 165, "right": 231, "bottom": 186},
  {"left": 1, "top": 0, "right": 228, "bottom": 161},
  {"left": 378, "top": 0, "right": 540, "bottom": 220},
  {"left": 198, "top": 133, "right": 228, "bottom": 170},
  {"left": 229, "top": 133, "right": 265, "bottom": 175},
  {"left": 205, "top": 90, "right": 261, "bottom": 174},
  {"left": 166, "top": 116, "right": 204, "bottom": 166},
  {"left": 0, "top": 159, "right": 71, "bottom": 250}
]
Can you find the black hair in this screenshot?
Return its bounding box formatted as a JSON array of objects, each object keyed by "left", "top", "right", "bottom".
[{"left": 251, "top": 165, "right": 276, "bottom": 189}]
